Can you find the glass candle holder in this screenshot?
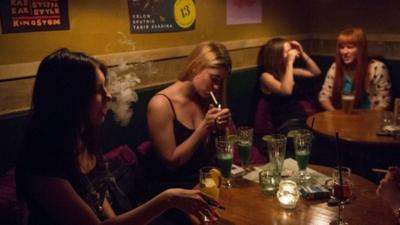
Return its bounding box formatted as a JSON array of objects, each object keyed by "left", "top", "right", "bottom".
[{"left": 276, "top": 180, "right": 300, "bottom": 209}]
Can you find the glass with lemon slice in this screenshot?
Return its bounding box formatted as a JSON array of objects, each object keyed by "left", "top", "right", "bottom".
[{"left": 199, "top": 167, "right": 221, "bottom": 200}]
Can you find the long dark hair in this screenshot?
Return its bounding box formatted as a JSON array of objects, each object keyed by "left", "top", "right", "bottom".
[
  {"left": 20, "top": 48, "right": 107, "bottom": 171},
  {"left": 258, "top": 38, "right": 287, "bottom": 80}
]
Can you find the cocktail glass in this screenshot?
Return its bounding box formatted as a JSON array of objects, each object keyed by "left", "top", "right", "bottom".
[
  {"left": 199, "top": 166, "right": 221, "bottom": 223},
  {"left": 199, "top": 166, "right": 221, "bottom": 200},
  {"left": 293, "top": 129, "right": 313, "bottom": 183},
  {"left": 266, "top": 134, "right": 287, "bottom": 176},
  {"left": 330, "top": 167, "right": 352, "bottom": 225},
  {"left": 237, "top": 126, "right": 253, "bottom": 173},
  {"left": 215, "top": 138, "right": 233, "bottom": 188}
]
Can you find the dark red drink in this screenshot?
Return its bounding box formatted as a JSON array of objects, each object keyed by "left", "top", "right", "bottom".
[{"left": 333, "top": 182, "right": 352, "bottom": 202}]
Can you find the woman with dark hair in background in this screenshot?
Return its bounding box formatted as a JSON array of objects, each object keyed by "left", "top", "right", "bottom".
[
  {"left": 319, "top": 27, "right": 391, "bottom": 111},
  {"left": 16, "top": 48, "right": 217, "bottom": 225},
  {"left": 257, "top": 38, "right": 321, "bottom": 132}
]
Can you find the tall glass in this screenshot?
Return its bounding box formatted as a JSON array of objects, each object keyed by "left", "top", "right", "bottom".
[
  {"left": 215, "top": 138, "right": 233, "bottom": 188},
  {"left": 237, "top": 126, "right": 253, "bottom": 172},
  {"left": 342, "top": 92, "right": 355, "bottom": 114},
  {"left": 266, "top": 134, "right": 287, "bottom": 176},
  {"left": 293, "top": 129, "right": 313, "bottom": 182},
  {"left": 331, "top": 167, "right": 352, "bottom": 225}
]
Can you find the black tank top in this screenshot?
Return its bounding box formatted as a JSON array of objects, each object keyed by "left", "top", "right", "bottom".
[{"left": 149, "top": 94, "right": 209, "bottom": 191}]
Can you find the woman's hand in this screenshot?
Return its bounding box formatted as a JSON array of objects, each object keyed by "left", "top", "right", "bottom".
[
  {"left": 165, "top": 188, "right": 219, "bottom": 222},
  {"left": 287, "top": 49, "right": 298, "bottom": 64},
  {"left": 376, "top": 167, "right": 400, "bottom": 210},
  {"left": 290, "top": 40, "right": 304, "bottom": 55},
  {"left": 202, "top": 105, "right": 231, "bottom": 130}
]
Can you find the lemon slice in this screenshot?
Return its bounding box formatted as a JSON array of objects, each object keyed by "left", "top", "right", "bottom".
[
  {"left": 262, "top": 135, "right": 273, "bottom": 142},
  {"left": 209, "top": 168, "right": 222, "bottom": 187},
  {"left": 227, "top": 134, "right": 240, "bottom": 145},
  {"left": 287, "top": 130, "right": 300, "bottom": 138}
]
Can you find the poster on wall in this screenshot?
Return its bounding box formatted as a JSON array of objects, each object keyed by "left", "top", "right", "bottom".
[
  {"left": 227, "top": 0, "right": 262, "bottom": 25},
  {"left": 0, "top": 0, "right": 69, "bottom": 34},
  {"left": 128, "top": 0, "right": 196, "bottom": 33}
]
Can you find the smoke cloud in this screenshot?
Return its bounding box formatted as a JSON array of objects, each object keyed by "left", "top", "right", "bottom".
[{"left": 105, "top": 32, "right": 141, "bottom": 126}]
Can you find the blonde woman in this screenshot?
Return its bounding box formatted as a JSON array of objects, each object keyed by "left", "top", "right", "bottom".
[{"left": 146, "top": 41, "right": 232, "bottom": 223}]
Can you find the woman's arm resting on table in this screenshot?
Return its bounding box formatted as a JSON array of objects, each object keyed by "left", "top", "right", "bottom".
[{"left": 29, "top": 176, "right": 216, "bottom": 225}]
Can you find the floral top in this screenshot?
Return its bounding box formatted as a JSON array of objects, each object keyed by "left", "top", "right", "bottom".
[{"left": 319, "top": 59, "right": 391, "bottom": 109}]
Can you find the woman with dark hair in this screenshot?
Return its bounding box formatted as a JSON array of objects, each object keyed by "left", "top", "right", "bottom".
[
  {"left": 16, "top": 48, "right": 217, "bottom": 225},
  {"left": 257, "top": 38, "right": 320, "bottom": 132},
  {"left": 319, "top": 27, "right": 391, "bottom": 111}
]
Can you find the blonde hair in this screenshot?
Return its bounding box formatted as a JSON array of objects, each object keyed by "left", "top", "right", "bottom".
[{"left": 179, "top": 41, "right": 232, "bottom": 81}]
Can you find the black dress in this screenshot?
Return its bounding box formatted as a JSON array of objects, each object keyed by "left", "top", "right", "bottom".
[{"left": 145, "top": 94, "right": 211, "bottom": 225}]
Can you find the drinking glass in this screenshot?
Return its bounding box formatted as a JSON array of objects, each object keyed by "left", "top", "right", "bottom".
[
  {"left": 199, "top": 166, "right": 221, "bottom": 200},
  {"left": 259, "top": 164, "right": 281, "bottom": 195},
  {"left": 381, "top": 110, "right": 394, "bottom": 131},
  {"left": 266, "top": 134, "right": 287, "bottom": 176},
  {"left": 341, "top": 92, "right": 355, "bottom": 114},
  {"left": 293, "top": 129, "right": 313, "bottom": 183},
  {"left": 330, "top": 167, "right": 352, "bottom": 225},
  {"left": 215, "top": 138, "right": 233, "bottom": 188},
  {"left": 199, "top": 166, "right": 221, "bottom": 223},
  {"left": 237, "top": 126, "right": 253, "bottom": 172}
]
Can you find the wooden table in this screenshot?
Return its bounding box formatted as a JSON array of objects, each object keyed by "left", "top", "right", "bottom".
[
  {"left": 216, "top": 165, "right": 395, "bottom": 225},
  {"left": 306, "top": 109, "right": 400, "bottom": 146}
]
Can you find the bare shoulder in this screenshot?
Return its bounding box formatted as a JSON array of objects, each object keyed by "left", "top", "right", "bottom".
[
  {"left": 147, "top": 93, "right": 175, "bottom": 121},
  {"left": 148, "top": 93, "right": 171, "bottom": 110},
  {"left": 260, "top": 72, "right": 276, "bottom": 81}
]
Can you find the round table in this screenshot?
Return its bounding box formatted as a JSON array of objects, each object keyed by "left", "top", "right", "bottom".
[
  {"left": 306, "top": 109, "right": 400, "bottom": 146},
  {"left": 215, "top": 165, "right": 395, "bottom": 225}
]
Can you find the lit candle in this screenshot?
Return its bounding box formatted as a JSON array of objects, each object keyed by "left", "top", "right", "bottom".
[{"left": 277, "top": 180, "right": 299, "bottom": 209}]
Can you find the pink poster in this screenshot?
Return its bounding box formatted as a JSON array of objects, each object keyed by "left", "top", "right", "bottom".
[{"left": 227, "top": 0, "right": 262, "bottom": 25}]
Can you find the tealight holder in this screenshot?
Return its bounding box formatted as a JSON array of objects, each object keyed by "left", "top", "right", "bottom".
[{"left": 276, "top": 180, "right": 300, "bottom": 209}]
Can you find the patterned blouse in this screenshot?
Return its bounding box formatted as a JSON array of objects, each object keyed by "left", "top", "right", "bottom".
[{"left": 319, "top": 59, "right": 391, "bottom": 109}]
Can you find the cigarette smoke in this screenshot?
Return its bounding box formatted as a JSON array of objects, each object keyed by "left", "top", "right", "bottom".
[{"left": 105, "top": 32, "right": 145, "bottom": 126}]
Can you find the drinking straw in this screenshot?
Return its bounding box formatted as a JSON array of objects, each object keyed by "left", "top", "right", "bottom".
[
  {"left": 210, "top": 91, "right": 221, "bottom": 138},
  {"left": 335, "top": 132, "right": 344, "bottom": 197},
  {"left": 372, "top": 168, "right": 389, "bottom": 174},
  {"left": 210, "top": 91, "right": 219, "bottom": 106}
]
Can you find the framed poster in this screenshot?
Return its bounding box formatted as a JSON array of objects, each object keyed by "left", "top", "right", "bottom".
[
  {"left": 128, "top": 0, "right": 196, "bottom": 33},
  {"left": 0, "top": 0, "right": 69, "bottom": 34}
]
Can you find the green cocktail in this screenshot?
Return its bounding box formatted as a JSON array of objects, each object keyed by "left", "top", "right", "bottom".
[
  {"left": 238, "top": 142, "right": 251, "bottom": 168},
  {"left": 217, "top": 153, "right": 233, "bottom": 178},
  {"left": 295, "top": 150, "right": 310, "bottom": 171},
  {"left": 293, "top": 129, "right": 313, "bottom": 182}
]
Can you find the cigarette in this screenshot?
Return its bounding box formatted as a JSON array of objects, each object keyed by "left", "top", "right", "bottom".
[
  {"left": 372, "top": 168, "right": 388, "bottom": 173},
  {"left": 206, "top": 199, "right": 226, "bottom": 210},
  {"left": 209, "top": 91, "right": 219, "bottom": 106}
]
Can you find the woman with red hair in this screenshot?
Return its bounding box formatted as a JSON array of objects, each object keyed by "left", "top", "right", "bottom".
[{"left": 319, "top": 27, "right": 391, "bottom": 111}]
